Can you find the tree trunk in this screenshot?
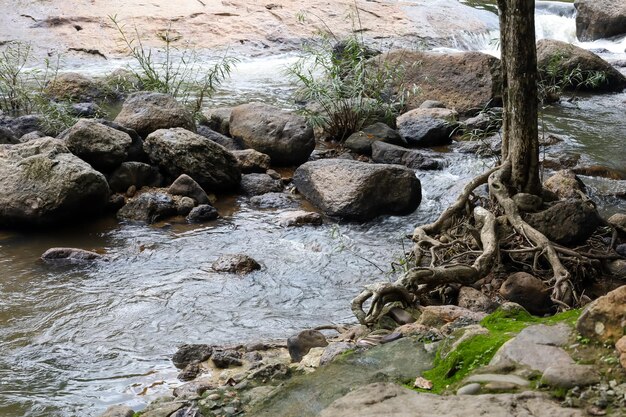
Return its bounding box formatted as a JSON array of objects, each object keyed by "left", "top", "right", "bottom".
[{"left": 497, "top": 0, "right": 541, "bottom": 195}]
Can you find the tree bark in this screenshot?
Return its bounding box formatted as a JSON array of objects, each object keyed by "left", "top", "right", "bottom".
[{"left": 497, "top": 0, "right": 541, "bottom": 195}]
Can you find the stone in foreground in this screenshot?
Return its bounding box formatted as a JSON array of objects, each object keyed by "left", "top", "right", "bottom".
[
  {"left": 576, "top": 285, "right": 626, "bottom": 343},
  {"left": 293, "top": 159, "right": 421, "bottom": 221}
]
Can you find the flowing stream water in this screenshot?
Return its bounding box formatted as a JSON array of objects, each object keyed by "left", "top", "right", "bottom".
[{"left": 1, "top": 1, "right": 625, "bottom": 416}]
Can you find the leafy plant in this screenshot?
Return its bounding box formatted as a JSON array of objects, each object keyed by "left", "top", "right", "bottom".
[
  {"left": 287, "top": 8, "right": 416, "bottom": 141},
  {"left": 538, "top": 54, "right": 607, "bottom": 104},
  {"left": 109, "top": 15, "right": 237, "bottom": 118}
]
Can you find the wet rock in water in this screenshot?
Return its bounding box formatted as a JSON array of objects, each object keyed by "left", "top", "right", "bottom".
[
  {"left": 117, "top": 192, "right": 177, "bottom": 224},
  {"left": 396, "top": 107, "right": 458, "bottom": 147},
  {"left": 293, "top": 159, "right": 421, "bottom": 221},
  {"left": 202, "top": 107, "right": 232, "bottom": 136},
  {"left": 541, "top": 364, "right": 600, "bottom": 389},
  {"left": 457, "top": 286, "right": 497, "bottom": 313},
  {"left": 114, "top": 92, "right": 196, "bottom": 138},
  {"left": 211, "top": 254, "right": 261, "bottom": 274},
  {"left": 499, "top": 272, "right": 555, "bottom": 316},
  {"left": 173, "top": 380, "right": 213, "bottom": 399},
  {"left": 250, "top": 192, "right": 298, "bottom": 209},
  {"left": 543, "top": 170, "right": 586, "bottom": 200},
  {"left": 524, "top": 199, "right": 600, "bottom": 245},
  {"left": 574, "top": 0, "right": 626, "bottom": 41},
  {"left": 537, "top": 39, "right": 626, "bottom": 92},
  {"left": 576, "top": 285, "right": 626, "bottom": 343},
  {"left": 107, "top": 162, "right": 163, "bottom": 193},
  {"left": 60, "top": 119, "right": 132, "bottom": 172},
  {"left": 377, "top": 50, "right": 502, "bottom": 115},
  {"left": 0, "top": 114, "right": 43, "bottom": 138},
  {"left": 196, "top": 124, "right": 244, "bottom": 150},
  {"left": 287, "top": 329, "right": 329, "bottom": 363},
  {"left": 0, "top": 126, "right": 19, "bottom": 144},
  {"left": 70, "top": 102, "right": 101, "bottom": 118},
  {"left": 371, "top": 141, "right": 444, "bottom": 170},
  {"left": 489, "top": 323, "right": 574, "bottom": 372},
  {"left": 229, "top": 102, "right": 315, "bottom": 165},
  {"left": 240, "top": 173, "right": 283, "bottom": 196},
  {"left": 212, "top": 350, "right": 243, "bottom": 369},
  {"left": 573, "top": 165, "right": 625, "bottom": 180},
  {"left": 232, "top": 149, "right": 271, "bottom": 173},
  {"left": 177, "top": 362, "right": 201, "bottom": 381},
  {"left": 168, "top": 174, "right": 210, "bottom": 205},
  {"left": 176, "top": 196, "right": 195, "bottom": 216},
  {"left": 344, "top": 122, "right": 407, "bottom": 156},
  {"left": 172, "top": 344, "right": 213, "bottom": 369},
  {"left": 45, "top": 72, "right": 108, "bottom": 102},
  {"left": 41, "top": 247, "right": 104, "bottom": 263},
  {"left": 276, "top": 210, "right": 323, "bottom": 227},
  {"left": 143, "top": 128, "right": 241, "bottom": 192},
  {"left": 186, "top": 204, "right": 218, "bottom": 223},
  {"left": 107, "top": 194, "right": 126, "bottom": 212},
  {"left": 460, "top": 108, "right": 502, "bottom": 133},
  {"left": 97, "top": 405, "right": 135, "bottom": 417},
  {"left": 0, "top": 138, "right": 110, "bottom": 226}
]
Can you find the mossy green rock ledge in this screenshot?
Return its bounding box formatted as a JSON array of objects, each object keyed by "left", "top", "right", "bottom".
[{"left": 0, "top": 138, "right": 110, "bottom": 227}]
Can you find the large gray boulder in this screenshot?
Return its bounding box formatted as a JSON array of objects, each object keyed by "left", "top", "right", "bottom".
[
  {"left": 293, "top": 159, "right": 421, "bottom": 221},
  {"left": 60, "top": 119, "right": 132, "bottom": 171},
  {"left": 374, "top": 50, "right": 502, "bottom": 115},
  {"left": 396, "top": 108, "right": 458, "bottom": 147},
  {"left": 537, "top": 39, "right": 626, "bottom": 92},
  {"left": 114, "top": 92, "right": 195, "bottom": 138},
  {"left": 229, "top": 102, "right": 315, "bottom": 165},
  {"left": 143, "top": 128, "right": 241, "bottom": 192},
  {"left": 0, "top": 138, "right": 110, "bottom": 226},
  {"left": 44, "top": 72, "right": 108, "bottom": 102},
  {"left": 575, "top": 0, "right": 626, "bottom": 41},
  {"left": 524, "top": 199, "right": 600, "bottom": 245},
  {"left": 117, "top": 191, "right": 177, "bottom": 223}
]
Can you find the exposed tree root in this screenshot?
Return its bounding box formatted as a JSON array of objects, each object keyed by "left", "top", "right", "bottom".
[{"left": 352, "top": 161, "right": 618, "bottom": 326}]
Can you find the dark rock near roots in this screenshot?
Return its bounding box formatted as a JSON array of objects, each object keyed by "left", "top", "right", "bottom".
[
  {"left": 114, "top": 92, "right": 196, "bottom": 138},
  {"left": 169, "top": 174, "right": 210, "bottom": 205},
  {"left": 229, "top": 102, "right": 315, "bottom": 165},
  {"left": 60, "top": 119, "right": 132, "bottom": 172},
  {"left": 172, "top": 344, "right": 213, "bottom": 369},
  {"left": 108, "top": 162, "right": 163, "bottom": 193},
  {"left": 396, "top": 107, "right": 458, "bottom": 147},
  {"left": 41, "top": 247, "right": 104, "bottom": 264},
  {"left": 250, "top": 192, "right": 299, "bottom": 209},
  {"left": 537, "top": 39, "right": 626, "bottom": 92},
  {"left": 371, "top": 141, "right": 444, "bottom": 170},
  {"left": 196, "top": 124, "right": 244, "bottom": 151},
  {"left": 240, "top": 173, "right": 283, "bottom": 196},
  {"left": 499, "top": 272, "right": 555, "bottom": 316},
  {"left": 276, "top": 210, "right": 323, "bottom": 227},
  {"left": 287, "top": 329, "right": 329, "bottom": 363},
  {"left": 524, "top": 199, "right": 600, "bottom": 245},
  {"left": 143, "top": 128, "right": 241, "bottom": 192},
  {"left": 211, "top": 350, "right": 243, "bottom": 369},
  {"left": 376, "top": 50, "right": 502, "bottom": 115},
  {"left": 211, "top": 254, "right": 261, "bottom": 274},
  {"left": 344, "top": 122, "right": 407, "bottom": 156},
  {"left": 574, "top": 0, "right": 626, "bottom": 41},
  {"left": 232, "top": 149, "right": 271, "bottom": 173},
  {"left": 117, "top": 192, "right": 177, "bottom": 224},
  {"left": 576, "top": 285, "right": 626, "bottom": 343},
  {"left": 457, "top": 286, "right": 498, "bottom": 313},
  {"left": 0, "top": 138, "right": 110, "bottom": 227},
  {"left": 186, "top": 204, "right": 218, "bottom": 223},
  {"left": 293, "top": 159, "right": 421, "bottom": 221}
]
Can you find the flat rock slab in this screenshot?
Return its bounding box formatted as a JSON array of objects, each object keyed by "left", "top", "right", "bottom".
[
  {"left": 319, "top": 382, "right": 582, "bottom": 417},
  {"left": 489, "top": 324, "right": 574, "bottom": 372},
  {"left": 541, "top": 364, "right": 600, "bottom": 389}
]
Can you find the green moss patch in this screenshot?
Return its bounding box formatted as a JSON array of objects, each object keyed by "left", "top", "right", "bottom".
[{"left": 420, "top": 308, "right": 582, "bottom": 393}]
